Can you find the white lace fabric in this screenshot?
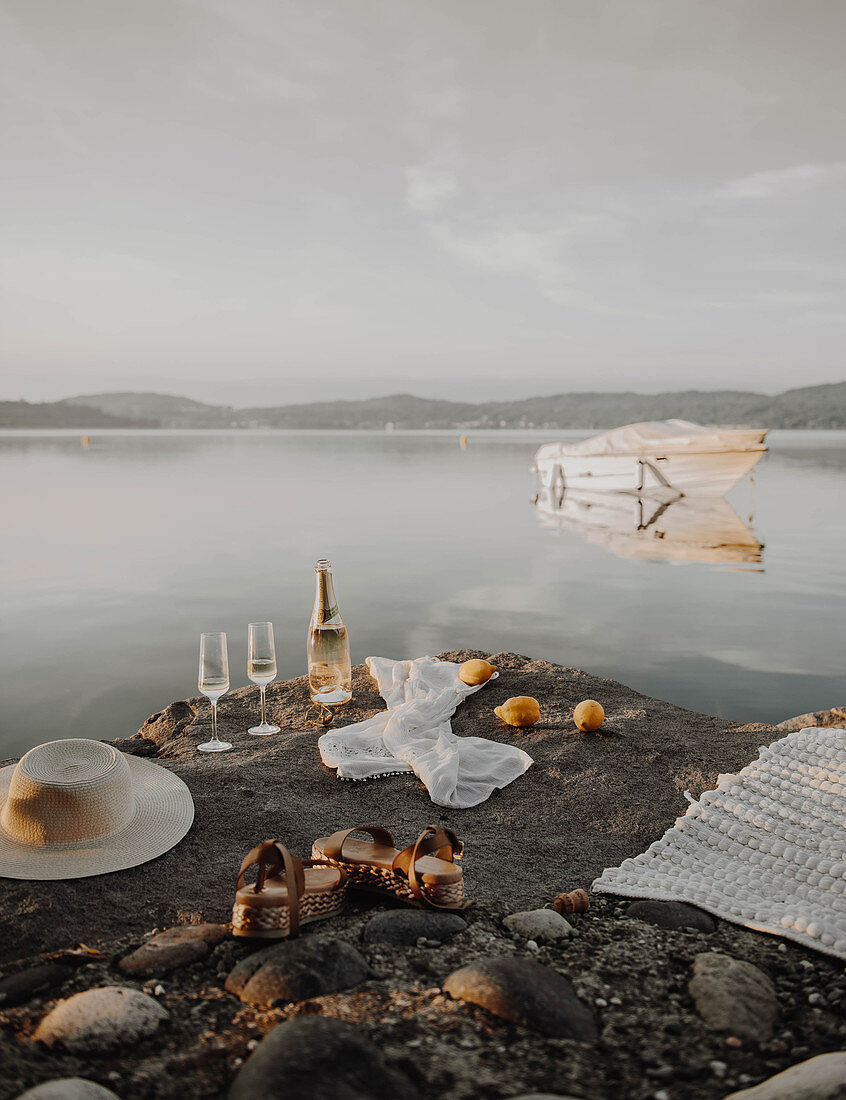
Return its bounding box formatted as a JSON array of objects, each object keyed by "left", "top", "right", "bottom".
[
  {"left": 593, "top": 727, "right": 846, "bottom": 960},
  {"left": 318, "top": 656, "right": 533, "bottom": 809}
]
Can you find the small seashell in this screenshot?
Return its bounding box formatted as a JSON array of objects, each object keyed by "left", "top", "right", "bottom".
[{"left": 553, "top": 888, "right": 590, "bottom": 915}]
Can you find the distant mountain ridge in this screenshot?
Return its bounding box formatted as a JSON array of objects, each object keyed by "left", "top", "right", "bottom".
[{"left": 2, "top": 381, "right": 844, "bottom": 430}]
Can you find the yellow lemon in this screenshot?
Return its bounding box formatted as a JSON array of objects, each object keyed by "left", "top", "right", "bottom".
[
  {"left": 458, "top": 658, "right": 497, "bottom": 686},
  {"left": 494, "top": 696, "right": 540, "bottom": 727},
  {"left": 574, "top": 699, "right": 605, "bottom": 731}
]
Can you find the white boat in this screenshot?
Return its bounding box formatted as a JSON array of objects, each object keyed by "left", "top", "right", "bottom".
[
  {"left": 534, "top": 487, "right": 764, "bottom": 566},
  {"left": 531, "top": 419, "right": 767, "bottom": 498}
]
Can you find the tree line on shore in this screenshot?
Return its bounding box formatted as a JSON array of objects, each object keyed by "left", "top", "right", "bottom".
[{"left": 2, "top": 381, "right": 844, "bottom": 430}]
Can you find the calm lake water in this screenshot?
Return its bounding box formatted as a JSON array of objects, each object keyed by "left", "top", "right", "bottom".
[{"left": 1, "top": 429, "right": 844, "bottom": 758}]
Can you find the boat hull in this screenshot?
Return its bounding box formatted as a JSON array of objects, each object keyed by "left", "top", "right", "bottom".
[{"left": 534, "top": 447, "right": 765, "bottom": 497}]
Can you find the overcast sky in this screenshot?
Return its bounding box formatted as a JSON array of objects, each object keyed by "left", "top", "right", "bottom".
[{"left": 1, "top": 0, "right": 845, "bottom": 405}]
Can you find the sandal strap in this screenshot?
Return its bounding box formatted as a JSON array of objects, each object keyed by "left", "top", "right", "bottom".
[
  {"left": 302, "top": 858, "right": 348, "bottom": 886},
  {"left": 234, "top": 840, "right": 307, "bottom": 936},
  {"left": 322, "top": 825, "right": 395, "bottom": 862},
  {"left": 393, "top": 825, "right": 463, "bottom": 908}
]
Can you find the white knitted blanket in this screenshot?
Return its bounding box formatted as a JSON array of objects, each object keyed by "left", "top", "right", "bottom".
[{"left": 593, "top": 727, "right": 846, "bottom": 960}]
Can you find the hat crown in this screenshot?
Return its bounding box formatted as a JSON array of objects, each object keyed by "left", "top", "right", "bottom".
[{"left": 0, "top": 739, "right": 135, "bottom": 847}]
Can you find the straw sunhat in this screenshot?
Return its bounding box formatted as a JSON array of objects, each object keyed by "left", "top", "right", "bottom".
[{"left": 0, "top": 738, "right": 194, "bottom": 880}]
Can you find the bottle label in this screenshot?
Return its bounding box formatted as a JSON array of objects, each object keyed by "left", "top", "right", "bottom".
[{"left": 315, "top": 604, "right": 339, "bottom": 624}]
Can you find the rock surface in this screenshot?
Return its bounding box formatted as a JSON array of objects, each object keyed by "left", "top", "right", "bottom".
[
  {"left": 228, "top": 1016, "right": 418, "bottom": 1100},
  {"left": 628, "top": 899, "right": 717, "bottom": 933},
  {"left": 504, "top": 909, "right": 574, "bottom": 943},
  {"left": 776, "top": 707, "right": 846, "bottom": 731},
  {"left": 443, "top": 956, "right": 598, "bottom": 1040},
  {"left": 33, "top": 986, "right": 169, "bottom": 1053},
  {"left": 0, "top": 965, "right": 75, "bottom": 1009},
  {"left": 362, "top": 909, "right": 467, "bottom": 945},
  {"left": 721, "top": 1052, "right": 846, "bottom": 1099},
  {"left": 689, "top": 953, "right": 779, "bottom": 1041},
  {"left": 225, "top": 936, "right": 371, "bottom": 1007},
  {"left": 16, "top": 1081, "right": 121, "bottom": 1100},
  {"left": 118, "top": 923, "right": 228, "bottom": 977},
  {"left": 0, "top": 651, "right": 781, "bottom": 960},
  {"left": 2, "top": 890, "right": 844, "bottom": 1100}
]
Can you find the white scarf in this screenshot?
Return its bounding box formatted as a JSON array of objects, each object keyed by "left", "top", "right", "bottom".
[{"left": 318, "top": 656, "right": 533, "bottom": 809}]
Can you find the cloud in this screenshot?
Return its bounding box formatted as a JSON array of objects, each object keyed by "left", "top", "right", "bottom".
[
  {"left": 715, "top": 163, "right": 846, "bottom": 201},
  {"left": 237, "top": 67, "right": 317, "bottom": 102},
  {"left": 427, "top": 217, "right": 605, "bottom": 309},
  {"left": 404, "top": 161, "right": 460, "bottom": 214}
]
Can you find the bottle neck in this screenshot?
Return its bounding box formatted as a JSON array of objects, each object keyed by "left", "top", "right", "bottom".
[{"left": 313, "top": 564, "right": 341, "bottom": 625}]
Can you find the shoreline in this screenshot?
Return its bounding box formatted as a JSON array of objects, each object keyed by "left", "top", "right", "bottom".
[{"left": 1, "top": 653, "right": 843, "bottom": 1099}]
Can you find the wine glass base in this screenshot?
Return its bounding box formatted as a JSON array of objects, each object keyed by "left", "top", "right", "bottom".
[
  {"left": 197, "top": 740, "right": 233, "bottom": 753},
  {"left": 249, "top": 723, "right": 280, "bottom": 736}
]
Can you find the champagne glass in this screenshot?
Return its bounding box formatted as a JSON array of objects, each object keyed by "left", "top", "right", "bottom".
[
  {"left": 198, "top": 632, "right": 233, "bottom": 752},
  {"left": 247, "top": 621, "right": 280, "bottom": 735}
]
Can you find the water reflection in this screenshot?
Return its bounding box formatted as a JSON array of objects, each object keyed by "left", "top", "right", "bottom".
[
  {"left": 534, "top": 487, "right": 764, "bottom": 567},
  {"left": 0, "top": 428, "right": 843, "bottom": 753}
]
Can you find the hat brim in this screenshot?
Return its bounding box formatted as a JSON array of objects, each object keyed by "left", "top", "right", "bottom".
[{"left": 0, "top": 752, "right": 194, "bottom": 880}]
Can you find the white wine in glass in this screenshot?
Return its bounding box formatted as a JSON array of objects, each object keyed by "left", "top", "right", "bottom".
[
  {"left": 247, "top": 621, "right": 280, "bottom": 736},
  {"left": 198, "top": 632, "right": 233, "bottom": 752}
]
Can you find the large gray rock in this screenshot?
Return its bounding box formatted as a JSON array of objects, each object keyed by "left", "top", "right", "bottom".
[
  {"left": 722, "top": 1052, "right": 846, "bottom": 1099},
  {"left": 628, "top": 899, "right": 716, "bottom": 933},
  {"left": 118, "top": 923, "right": 228, "bottom": 977},
  {"left": 1, "top": 651, "right": 784, "bottom": 962},
  {"left": 443, "top": 956, "right": 597, "bottom": 1041},
  {"left": 16, "top": 1081, "right": 120, "bottom": 1100},
  {"left": 225, "top": 936, "right": 371, "bottom": 1007},
  {"left": 689, "top": 953, "right": 778, "bottom": 1041},
  {"left": 228, "top": 1016, "right": 417, "bottom": 1100},
  {"left": 33, "top": 986, "right": 169, "bottom": 1053},
  {"left": 504, "top": 909, "right": 574, "bottom": 943},
  {"left": 362, "top": 909, "right": 466, "bottom": 945}
]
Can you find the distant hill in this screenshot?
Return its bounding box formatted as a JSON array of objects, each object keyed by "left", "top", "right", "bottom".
[
  {"left": 3, "top": 381, "right": 844, "bottom": 430},
  {"left": 0, "top": 400, "right": 155, "bottom": 429},
  {"left": 60, "top": 392, "right": 239, "bottom": 428}
]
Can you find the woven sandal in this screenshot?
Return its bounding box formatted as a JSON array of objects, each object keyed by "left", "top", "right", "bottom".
[
  {"left": 311, "top": 824, "right": 471, "bottom": 910},
  {"left": 232, "top": 840, "right": 347, "bottom": 939}
]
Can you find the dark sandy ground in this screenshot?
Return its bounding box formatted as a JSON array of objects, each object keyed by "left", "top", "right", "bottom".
[{"left": 2, "top": 653, "right": 843, "bottom": 1100}]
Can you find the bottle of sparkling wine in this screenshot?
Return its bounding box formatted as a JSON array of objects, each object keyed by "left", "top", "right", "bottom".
[{"left": 307, "top": 558, "right": 352, "bottom": 707}]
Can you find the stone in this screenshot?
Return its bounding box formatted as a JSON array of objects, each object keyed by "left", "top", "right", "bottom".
[
  {"left": 0, "top": 964, "right": 75, "bottom": 1008},
  {"left": 225, "top": 936, "right": 371, "bottom": 1008},
  {"left": 504, "top": 909, "right": 574, "bottom": 943},
  {"left": 228, "top": 1016, "right": 417, "bottom": 1099},
  {"left": 721, "top": 1052, "right": 846, "bottom": 1099},
  {"left": 689, "top": 953, "right": 778, "bottom": 1041},
  {"left": 118, "top": 923, "right": 228, "bottom": 977},
  {"left": 33, "top": 986, "right": 169, "bottom": 1053},
  {"left": 16, "top": 1081, "right": 121, "bottom": 1100},
  {"left": 443, "top": 956, "right": 597, "bottom": 1041},
  {"left": 362, "top": 909, "right": 467, "bottom": 945},
  {"left": 776, "top": 706, "right": 846, "bottom": 731},
  {"left": 628, "top": 899, "right": 716, "bottom": 933}
]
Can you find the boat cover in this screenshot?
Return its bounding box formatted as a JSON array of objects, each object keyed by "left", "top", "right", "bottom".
[{"left": 535, "top": 419, "right": 767, "bottom": 462}]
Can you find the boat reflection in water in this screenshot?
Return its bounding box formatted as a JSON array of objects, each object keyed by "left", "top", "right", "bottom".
[{"left": 534, "top": 486, "right": 764, "bottom": 567}]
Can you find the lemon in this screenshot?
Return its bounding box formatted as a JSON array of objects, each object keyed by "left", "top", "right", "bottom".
[
  {"left": 494, "top": 696, "right": 540, "bottom": 727},
  {"left": 574, "top": 699, "right": 604, "bottom": 731},
  {"left": 458, "top": 659, "right": 497, "bottom": 686}
]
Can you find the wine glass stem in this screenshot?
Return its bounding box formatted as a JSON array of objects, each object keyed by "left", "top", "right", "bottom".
[
  {"left": 212, "top": 700, "right": 219, "bottom": 744},
  {"left": 260, "top": 685, "right": 267, "bottom": 727}
]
